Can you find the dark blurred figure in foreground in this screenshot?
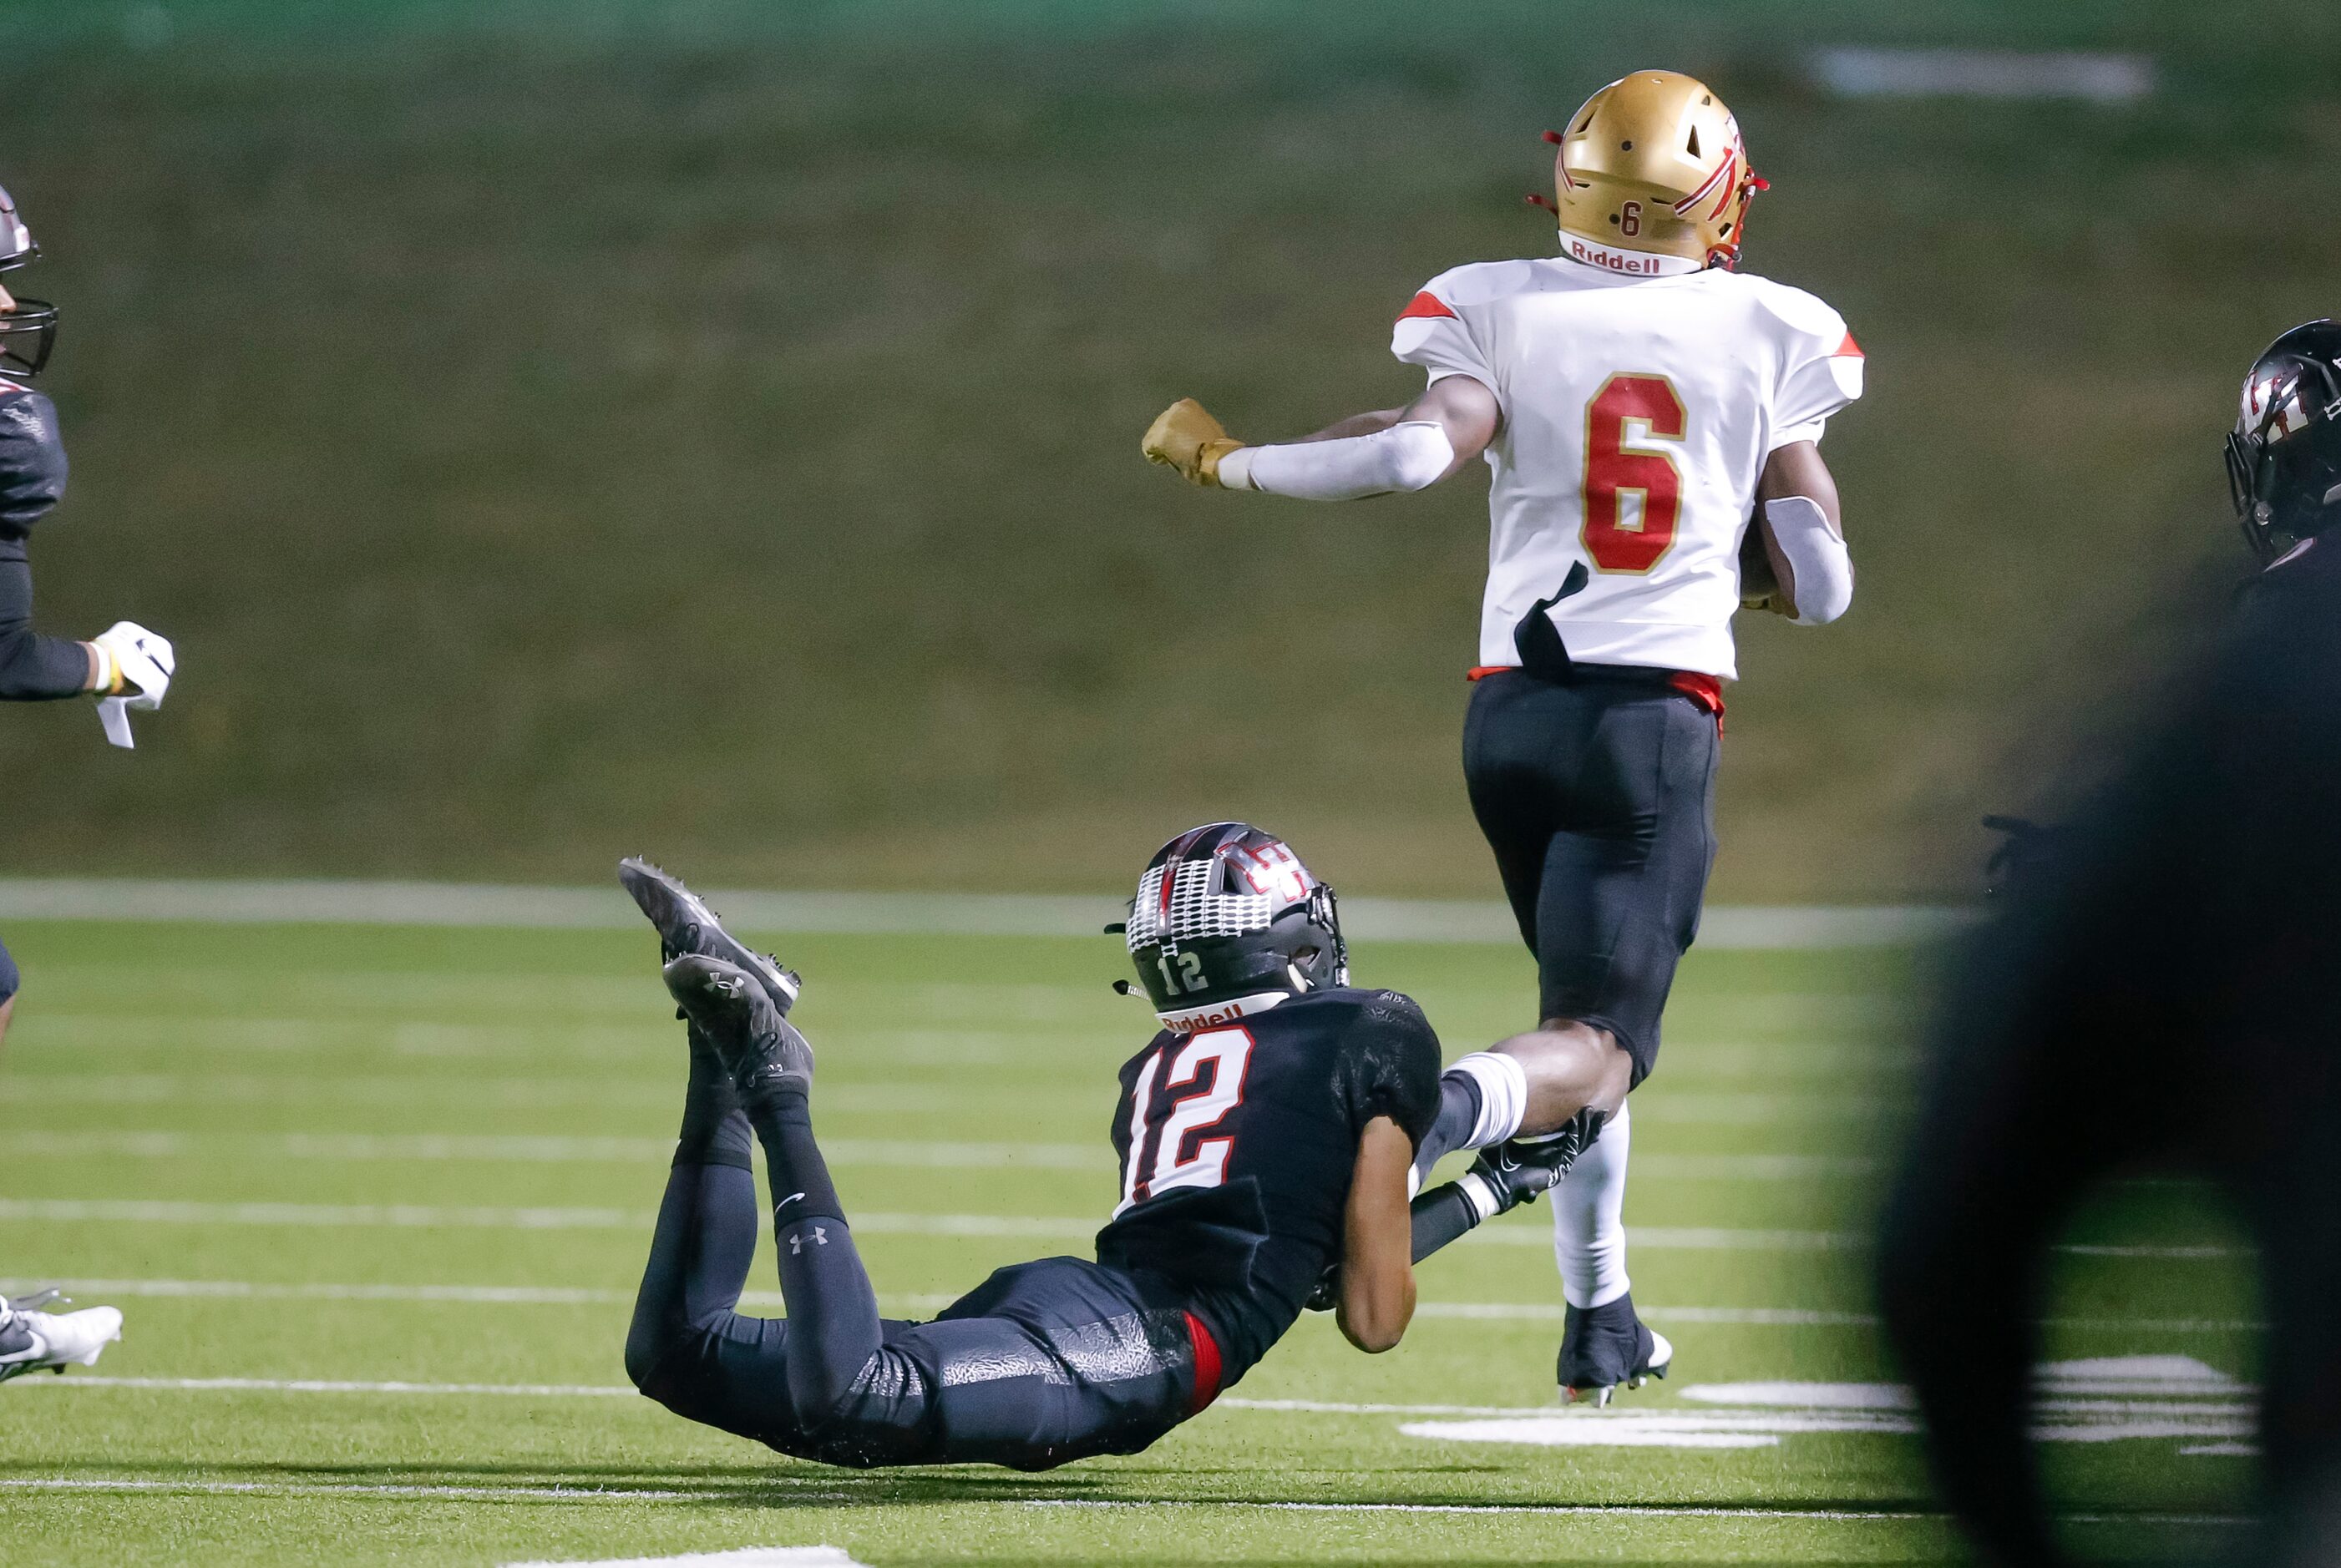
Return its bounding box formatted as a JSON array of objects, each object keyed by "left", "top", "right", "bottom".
[{"left": 1878, "top": 321, "right": 2341, "bottom": 1566}]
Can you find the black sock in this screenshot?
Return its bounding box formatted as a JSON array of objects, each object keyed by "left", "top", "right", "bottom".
[
  {"left": 743, "top": 1084, "right": 845, "bottom": 1225},
  {"left": 1411, "top": 1071, "right": 1486, "bottom": 1184},
  {"left": 742, "top": 1082, "right": 879, "bottom": 1419},
  {"left": 675, "top": 1025, "right": 754, "bottom": 1171}
]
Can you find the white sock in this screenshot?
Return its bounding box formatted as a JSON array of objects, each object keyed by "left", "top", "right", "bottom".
[
  {"left": 1553, "top": 1101, "right": 1631, "bottom": 1309},
  {"left": 1452, "top": 1051, "right": 1528, "bottom": 1148}
]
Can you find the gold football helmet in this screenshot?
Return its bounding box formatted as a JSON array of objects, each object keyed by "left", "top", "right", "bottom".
[{"left": 1541, "top": 71, "right": 1765, "bottom": 271}]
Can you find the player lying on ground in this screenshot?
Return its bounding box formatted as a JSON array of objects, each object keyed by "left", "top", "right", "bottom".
[
  {"left": 1142, "top": 70, "right": 1863, "bottom": 1402},
  {"left": 0, "top": 178, "right": 172, "bottom": 1383},
  {"left": 615, "top": 825, "right": 1608, "bottom": 1468}
]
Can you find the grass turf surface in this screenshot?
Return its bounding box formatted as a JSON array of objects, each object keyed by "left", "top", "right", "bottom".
[{"left": 0, "top": 919, "right": 2256, "bottom": 1564}]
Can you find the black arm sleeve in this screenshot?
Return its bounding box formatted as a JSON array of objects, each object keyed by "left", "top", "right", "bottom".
[{"left": 0, "top": 557, "right": 89, "bottom": 700}]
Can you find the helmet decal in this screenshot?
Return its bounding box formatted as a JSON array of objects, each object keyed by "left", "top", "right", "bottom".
[{"left": 1126, "top": 856, "right": 1273, "bottom": 951}]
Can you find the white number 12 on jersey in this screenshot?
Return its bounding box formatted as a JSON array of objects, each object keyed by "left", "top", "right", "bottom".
[{"left": 1112, "top": 1026, "right": 1255, "bottom": 1216}]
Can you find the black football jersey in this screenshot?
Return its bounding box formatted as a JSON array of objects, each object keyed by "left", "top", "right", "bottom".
[
  {"left": 1091, "top": 986, "right": 1442, "bottom": 1383},
  {"left": 0, "top": 379, "right": 86, "bottom": 701}
]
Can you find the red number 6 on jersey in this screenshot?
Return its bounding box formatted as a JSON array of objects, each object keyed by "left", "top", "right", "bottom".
[{"left": 1581, "top": 373, "right": 1687, "bottom": 574}]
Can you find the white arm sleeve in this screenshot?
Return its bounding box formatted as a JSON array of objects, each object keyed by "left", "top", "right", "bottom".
[
  {"left": 1765, "top": 495, "right": 1853, "bottom": 625},
  {"left": 1218, "top": 421, "right": 1453, "bottom": 500}
]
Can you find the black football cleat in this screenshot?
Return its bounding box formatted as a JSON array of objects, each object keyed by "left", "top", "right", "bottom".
[
  {"left": 620, "top": 857, "right": 802, "bottom": 1016},
  {"left": 662, "top": 954, "right": 814, "bottom": 1098},
  {"left": 1557, "top": 1292, "right": 1672, "bottom": 1407}
]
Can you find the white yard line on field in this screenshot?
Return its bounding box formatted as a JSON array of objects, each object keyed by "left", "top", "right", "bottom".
[
  {"left": 503, "top": 1551, "right": 868, "bottom": 1568},
  {"left": 0, "top": 877, "right": 1969, "bottom": 948},
  {"left": 0, "top": 1130, "right": 1114, "bottom": 1170},
  {"left": 0, "top": 1130, "right": 1882, "bottom": 1181},
  {"left": 0, "top": 1477, "right": 710, "bottom": 1501},
  {"left": 0, "top": 1476, "right": 2242, "bottom": 1529},
  {"left": 27, "top": 1376, "right": 639, "bottom": 1396},
  {"left": 0, "top": 1131, "right": 1878, "bottom": 1180},
  {"left": 1030, "top": 1498, "right": 2214, "bottom": 1526},
  {"left": 0, "top": 1278, "right": 2265, "bottom": 1333},
  {"left": 0, "top": 1199, "right": 2239, "bottom": 1257},
  {"left": 1025, "top": 1498, "right": 1961, "bottom": 1520}
]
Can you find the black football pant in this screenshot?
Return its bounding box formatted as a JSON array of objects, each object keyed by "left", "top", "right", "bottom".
[
  {"left": 624, "top": 1113, "right": 1209, "bottom": 1470},
  {"left": 1462, "top": 667, "right": 1720, "bottom": 1083},
  {"left": 1880, "top": 928, "right": 2341, "bottom": 1567}
]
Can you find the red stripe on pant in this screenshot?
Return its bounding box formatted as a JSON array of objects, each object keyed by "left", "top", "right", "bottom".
[{"left": 1184, "top": 1310, "right": 1224, "bottom": 1414}]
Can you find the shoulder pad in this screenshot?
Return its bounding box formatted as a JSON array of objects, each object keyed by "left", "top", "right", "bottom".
[
  {"left": 1416, "top": 259, "right": 1541, "bottom": 311},
  {"left": 1733, "top": 272, "right": 1848, "bottom": 342},
  {"left": 1361, "top": 988, "right": 1427, "bottom": 1023},
  {"left": 0, "top": 384, "right": 66, "bottom": 535}
]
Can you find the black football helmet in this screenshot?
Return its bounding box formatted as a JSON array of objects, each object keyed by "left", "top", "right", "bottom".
[
  {"left": 2226, "top": 321, "right": 2341, "bottom": 564},
  {"left": 0, "top": 184, "right": 57, "bottom": 378},
  {"left": 1121, "top": 822, "right": 1348, "bottom": 1029}
]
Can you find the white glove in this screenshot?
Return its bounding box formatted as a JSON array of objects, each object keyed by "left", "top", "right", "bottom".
[{"left": 90, "top": 620, "right": 175, "bottom": 750}]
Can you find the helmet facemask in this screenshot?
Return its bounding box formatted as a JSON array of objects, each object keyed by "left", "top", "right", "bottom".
[
  {"left": 0, "top": 304, "right": 57, "bottom": 380},
  {"left": 0, "top": 184, "right": 56, "bottom": 379}
]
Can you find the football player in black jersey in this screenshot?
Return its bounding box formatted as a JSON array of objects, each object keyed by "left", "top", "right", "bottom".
[
  {"left": 0, "top": 180, "right": 173, "bottom": 1383},
  {"left": 614, "top": 825, "right": 1452, "bottom": 1469},
  {"left": 1880, "top": 321, "right": 2341, "bottom": 1565},
  {"left": 0, "top": 183, "right": 174, "bottom": 733}
]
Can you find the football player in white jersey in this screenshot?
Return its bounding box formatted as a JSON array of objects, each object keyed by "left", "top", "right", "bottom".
[{"left": 1141, "top": 70, "right": 1862, "bottom": 1403}]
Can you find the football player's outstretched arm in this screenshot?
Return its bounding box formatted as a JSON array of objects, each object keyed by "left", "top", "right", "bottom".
[
  {"left": 1335, "top": 1115, "right": 1417, "bottom": 1354},
  {"left": 1747, "top": 441, "right": 1853, "bottom": 625},
  {"left": 1142, "top": 376, "right": 1499, "bottom": 499}
]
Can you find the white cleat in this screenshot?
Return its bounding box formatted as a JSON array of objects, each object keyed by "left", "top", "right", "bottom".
[{"left": 0, "top": 1291, "right": 123, "bottom": 1383}]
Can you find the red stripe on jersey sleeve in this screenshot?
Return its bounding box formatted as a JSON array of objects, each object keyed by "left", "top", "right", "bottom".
[
  {"left": 1396, "top": 291, "right": 1457, "bottom": 322},
  {"left": 1833, "top": 331, "right": 1863, "bottom": 358}
]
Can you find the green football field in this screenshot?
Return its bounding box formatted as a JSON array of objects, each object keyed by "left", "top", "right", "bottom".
[{"left": 0, "top": 918, "right": 2258, "bottom": 1565}]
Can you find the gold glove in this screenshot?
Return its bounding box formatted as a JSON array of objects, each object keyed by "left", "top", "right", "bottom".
[{"left": 1142, "top": 398, "right": 1246, "bottom": 488}]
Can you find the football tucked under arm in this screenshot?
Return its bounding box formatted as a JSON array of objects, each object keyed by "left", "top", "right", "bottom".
[{"left": 1738, "top": 514, "right": 1784, "bottom": 614}]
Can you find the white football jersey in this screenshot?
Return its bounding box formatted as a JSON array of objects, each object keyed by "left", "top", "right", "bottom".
[{"left": 1392, "top": 250, "right": 1862, "bottom": 680}]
